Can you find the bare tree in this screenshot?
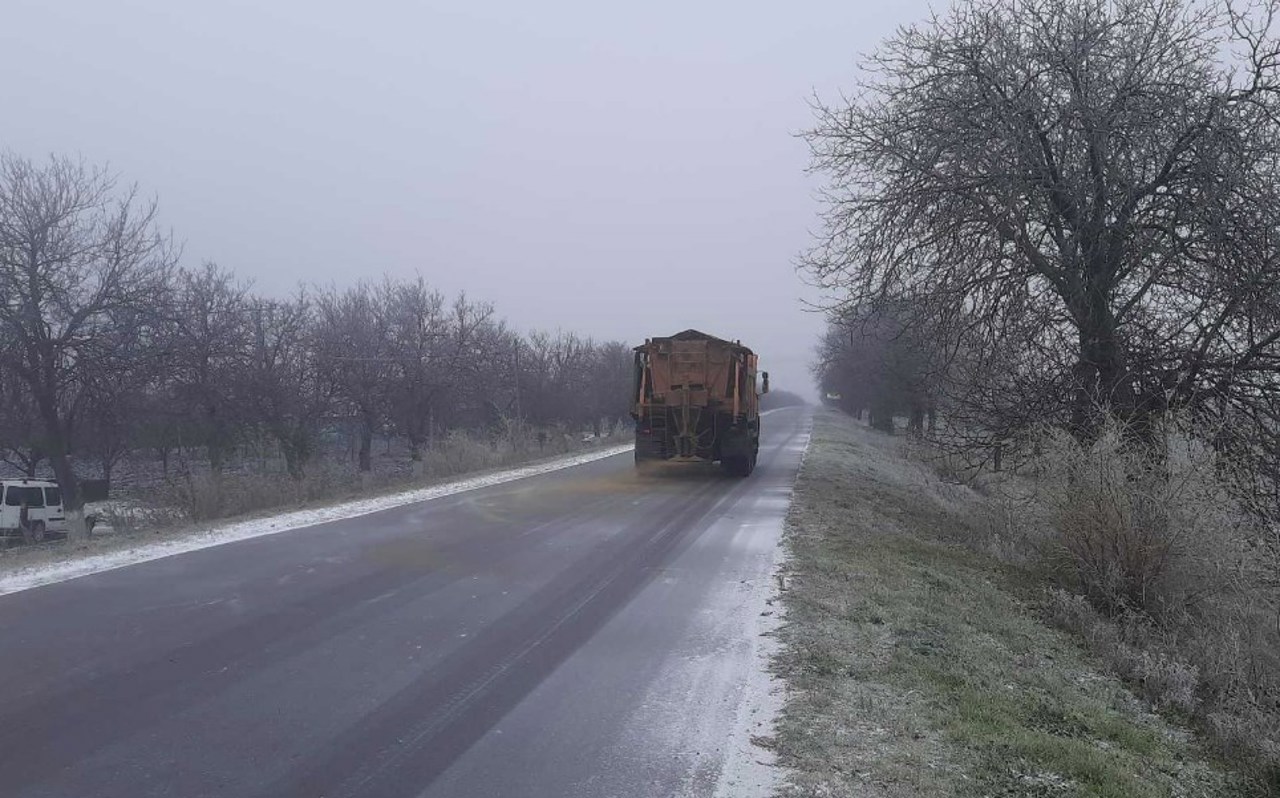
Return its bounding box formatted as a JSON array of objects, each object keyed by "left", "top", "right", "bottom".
[
  {"left": 0, "top": 154, "right": 174, "bottom": 540},
  {"left": 246, "top": 294, "right": 330, "bottom": 479},
  {"left": 79, "top": 377, "right": 143, "bottom": 488},
  {"left": 79, "top": 298, "right": 172, "bottom": 486},
  {"left": 432, "top": 293, "right": 500, "bottom": 431},
  {"left": 167, "top": 263, "right": 254, "bottom": 473},
  {"left": 814, "top": 302, "right": 938, "bottom": 433},
  {"left": 382, "top": 278, "right": 449, "bottom": 469},
  {"left": 521, "top": 330, "right": 598, "bottom": 429},
  {"left": 586, "top": 340, "right": 635, "bottom": 434},
  {"left": 444, "top": 313, "right": 517, "bottom": 433},
  {"left": 315, "top": 281, "right": 390, "bottom": 473},
  {"left": 804, "top": 0, "right": 1280, "bottom": 443}
]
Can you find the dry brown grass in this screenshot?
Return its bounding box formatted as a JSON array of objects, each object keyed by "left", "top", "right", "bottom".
[{"left": 172, "top": 424, "right": 627, "bottom": 522}]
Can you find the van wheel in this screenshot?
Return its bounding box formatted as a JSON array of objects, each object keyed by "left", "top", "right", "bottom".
[{"left": 23, "top": 521, "right": 45, "bottom": 544}]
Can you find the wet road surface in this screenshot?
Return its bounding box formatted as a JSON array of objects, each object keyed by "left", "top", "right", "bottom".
[{"left": 0, "top": 406, "right": 810, "bottom": 798}]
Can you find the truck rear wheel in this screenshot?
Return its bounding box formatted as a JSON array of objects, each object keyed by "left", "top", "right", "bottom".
[{"left": 722, "top": 455, "right": 754, "bottom": 477}]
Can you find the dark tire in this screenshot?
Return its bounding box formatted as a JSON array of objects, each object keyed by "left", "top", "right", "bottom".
[
  {"left": 23, "top": 521, "right": 45, "bottom": 544},
  {"left": 723, "top": 451, "right": 758, "bottom": 478}
]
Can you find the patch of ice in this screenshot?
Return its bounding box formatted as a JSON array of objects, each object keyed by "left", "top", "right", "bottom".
[{"left": 0, "top": 444, "right": 634, "bottom": 597}]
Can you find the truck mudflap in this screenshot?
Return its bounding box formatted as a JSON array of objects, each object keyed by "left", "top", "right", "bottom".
[{"left": 634, "top": 431, "right": 666, "bottom": 464}]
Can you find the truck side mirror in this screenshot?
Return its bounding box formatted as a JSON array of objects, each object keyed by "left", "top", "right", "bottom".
[{"left": 761, "top": 371, "right": 770, "bottom": 394}]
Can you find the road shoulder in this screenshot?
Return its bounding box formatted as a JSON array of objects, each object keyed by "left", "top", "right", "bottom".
[{"left": 769, "top": 408, "right": 1244, "bottom": 797}]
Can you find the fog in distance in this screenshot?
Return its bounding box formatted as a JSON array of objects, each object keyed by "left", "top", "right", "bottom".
[{"left": 1, "top": 0, "right": 932, "bottom": 396}]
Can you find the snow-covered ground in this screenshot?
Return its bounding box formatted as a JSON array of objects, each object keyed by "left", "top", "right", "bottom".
[{"left": 0, "top": 443, "right": 634, "bottom": 597}]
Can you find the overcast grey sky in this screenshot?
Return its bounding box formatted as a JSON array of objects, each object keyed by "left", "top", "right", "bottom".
[{"left": 2, "top": 0, "right": 931, "bottom": 397}]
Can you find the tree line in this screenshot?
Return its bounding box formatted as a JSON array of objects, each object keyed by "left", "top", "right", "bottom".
[{"left": 0, "top": 153, "right": 633, "bottom": 537}]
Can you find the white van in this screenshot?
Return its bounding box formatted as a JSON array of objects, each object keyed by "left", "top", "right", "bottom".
[{"left": 0, "top": 480, "right": 67, "bottom": 542}]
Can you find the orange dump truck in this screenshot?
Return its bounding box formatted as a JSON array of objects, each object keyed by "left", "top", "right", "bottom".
[{"left": 631, "top": 329, "right": 769, "bottom": 476}]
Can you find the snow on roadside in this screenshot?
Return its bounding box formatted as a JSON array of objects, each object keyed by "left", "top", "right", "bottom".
[
  {"left": 0, "top": 443, "right": 634, "bottom": 597},
  {"left": 713, "top": 415, "right": 812, "bottom": 798},
  {"left": 711, "top": 520, "right": 792, "bottom": 798}
]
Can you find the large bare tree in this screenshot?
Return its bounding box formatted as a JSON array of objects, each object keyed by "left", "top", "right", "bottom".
[
  {"left": 0, "top": 154, "right": 174, "bottom": 540},
  {"left": 804, "top": 0, "right": 1280, "bottom": 443}
]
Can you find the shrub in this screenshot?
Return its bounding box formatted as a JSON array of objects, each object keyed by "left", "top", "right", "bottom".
[
  {"left": 1030, "top": 419, "right": 1249, "bottom": 620},
  {"left": 1028, "top": 420, "right": 1280, "bottom": 781}
]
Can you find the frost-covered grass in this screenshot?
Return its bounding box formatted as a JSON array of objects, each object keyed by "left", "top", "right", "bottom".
[
  {"left": 903, "top": 416, "right": 1280, "bottom": 783},
  {"left": 772, "top": 409, "right": 1246, "bottom": 797}
]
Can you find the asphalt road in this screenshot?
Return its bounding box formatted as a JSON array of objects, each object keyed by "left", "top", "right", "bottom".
[{"left": 0, "top": 406, "right": 811, "bottom": 798}]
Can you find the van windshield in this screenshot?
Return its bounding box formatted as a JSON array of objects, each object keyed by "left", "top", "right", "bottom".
[{"left": 4, "top": 486, "right": 45, "bottom": 507}]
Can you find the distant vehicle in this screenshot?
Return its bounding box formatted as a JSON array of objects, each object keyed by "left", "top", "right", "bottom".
[
  {"left": 632, "top": 329, "right": 768, "bottom": 476},
  {"left": 0, "top": 479, "right": 102, "bottom": 543},
  {"left": 0, "top": 479, "right": 67, "bottom": 543}
]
